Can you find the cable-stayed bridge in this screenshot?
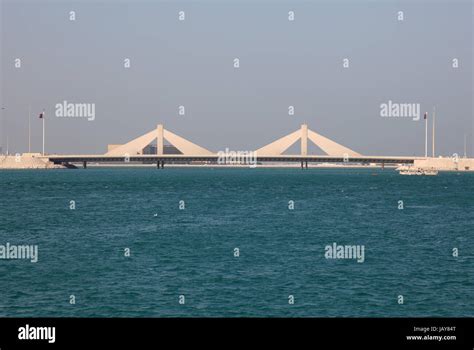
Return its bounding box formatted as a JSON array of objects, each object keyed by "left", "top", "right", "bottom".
[{"left": 45, "top": 123, "right": 426, "bottom": 168}]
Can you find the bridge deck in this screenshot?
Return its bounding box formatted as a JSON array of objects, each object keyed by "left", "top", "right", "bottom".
[{"left": 46, "top": 154, "right": 421, "bottom": 164}]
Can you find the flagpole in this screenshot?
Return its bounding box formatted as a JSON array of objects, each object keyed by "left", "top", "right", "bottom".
[
  {"left": 42, "top": 109, "right": 45, "bottom": 156},
  {"left": 432, "top": 107, "right": 435, "bottom": 157},
  {"left": 425, "top": 112, "right": 428, "bottom": 158}
]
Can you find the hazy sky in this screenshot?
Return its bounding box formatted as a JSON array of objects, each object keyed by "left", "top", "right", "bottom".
[{"left": 1, "top": 0, "right": 472, "bottom": 156}]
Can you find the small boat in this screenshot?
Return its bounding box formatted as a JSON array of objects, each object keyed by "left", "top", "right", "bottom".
[
  {"left": 421, "top": 169, "right": 438, "bottom": 176},
  {"left": 398, "top": 166, "right": 438, "bottom": 176}
]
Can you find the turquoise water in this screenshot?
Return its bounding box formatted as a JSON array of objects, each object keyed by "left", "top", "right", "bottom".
[{"left": 0, "top": 168, "right": 473, "bottom": 317}]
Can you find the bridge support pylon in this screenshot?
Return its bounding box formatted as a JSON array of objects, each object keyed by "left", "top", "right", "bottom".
[
  {"left": 301, "top": 124, "right": 308, "bottom": 156},
  {"left": 157, "top": 124, "right": 164, "bottom": 155},
  {"left": 255, "top": 124, "right": 361, "bottom": 158}
]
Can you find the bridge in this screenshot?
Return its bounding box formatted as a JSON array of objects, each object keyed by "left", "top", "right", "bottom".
[{"left": 46, "top": 123, "right": 423, "bottom": 168}]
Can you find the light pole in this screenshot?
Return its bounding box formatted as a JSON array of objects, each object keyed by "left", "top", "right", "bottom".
[
  {"left": 464, "top": 134, "right": 468, "bottom": 158},
  {"left": 424, "top": 112, "right": 428, "bottom": 158},
  {"left": 1, "top": 107, "right": 6, "bottom": 155}
]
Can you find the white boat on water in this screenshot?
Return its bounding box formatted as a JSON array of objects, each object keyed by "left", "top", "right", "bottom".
[{"left": 397, "top": 166, "right": 438, "bottom": 176}]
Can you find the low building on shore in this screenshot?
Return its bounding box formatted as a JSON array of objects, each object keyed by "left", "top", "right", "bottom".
[
  {"left": 413, "top": 157, "right": 474, "bottom": 171},
  {"left": 0, "top": 153, "right": 63, "bottom": 169}
]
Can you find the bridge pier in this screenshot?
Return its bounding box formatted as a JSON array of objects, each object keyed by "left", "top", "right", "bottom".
[
  {"left": 301, "top": 161, "right": 304, "bottom": 169},
  {"left": 83, "top": 161, "right": 87, "bottom": 169},
  {"left": 305, "top": 160, "right": 308, "bottom": 169},
  {"left": 161, "top": 161, "right": 164, "bottom": 169}
]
